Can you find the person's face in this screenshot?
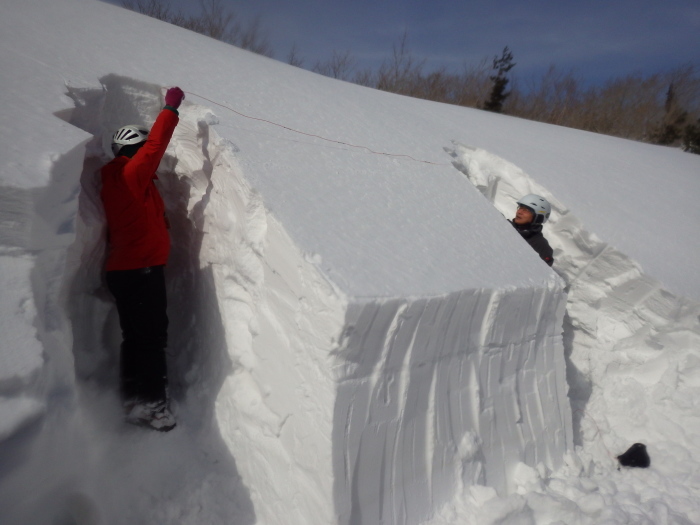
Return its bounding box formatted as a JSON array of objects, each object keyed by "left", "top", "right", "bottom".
[{"left": 514, "top": 205, "right": 534, "bottom": 225}]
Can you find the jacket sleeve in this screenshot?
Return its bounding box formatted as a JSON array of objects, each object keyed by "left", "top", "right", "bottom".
[
  {"left": 537, "top": 238, "right": 555, "bottom": 266},
  {"left": 527, "top": 234, "right": 554, "bottom": 266},
  {"left": 122, "top": 108, "right": 179, "bottom": 194}
]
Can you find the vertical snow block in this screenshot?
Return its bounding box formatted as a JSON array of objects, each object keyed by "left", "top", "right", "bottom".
[{"left": 333, "top": 285, "right": 571, "bottom": 525}]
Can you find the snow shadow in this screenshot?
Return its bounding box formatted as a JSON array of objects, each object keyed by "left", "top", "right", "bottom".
[{"left": 55, "top": 75, "right": 256, "bottom": 523}]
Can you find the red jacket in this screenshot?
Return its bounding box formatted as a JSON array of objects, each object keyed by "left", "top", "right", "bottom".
[{"left": 101, "top": 108, "right": 179, "bottom": 271}]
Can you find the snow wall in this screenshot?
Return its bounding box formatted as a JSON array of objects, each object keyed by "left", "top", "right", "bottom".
[
  {"left": 0, "top": 73, "right": 572, "bottom": 525},
  {"left": 334, "top": 285, "right": 570, "bottom": 524}
]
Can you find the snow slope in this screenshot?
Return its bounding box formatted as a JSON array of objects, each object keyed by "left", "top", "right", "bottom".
[{"left": 1, "top": 0, "right": 700, "bottom": 524}]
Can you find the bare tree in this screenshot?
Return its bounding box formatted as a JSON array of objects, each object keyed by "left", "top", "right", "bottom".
[
  {"left": 352, "top": 68, "right": 377, "bottom": 87},
  {"left": 233, "top": 15, "right": 274, "bottom": 57},
  {"left": 313, "top": 50, "right": 356, "bottom": 80},
  {"left": 122, "top": 0, "right": 273, "bottom": 58},
  {"left": 452, "top": 58, "right": 492, "bottom": 107},
  {"left": 510, "top": 66, "right": 582, "bottom": 125},
  {"left": 376, "top": 31, "right": 425, "bottom": 96},
  {"left": 286, "top": 43, "right": 304, "bottom": 67},
  {"left": 179, "top": 0, "right": 234, "bottom": 41},
  {"left": 122, "top": 0, "right": 172, "bottom": 20}
]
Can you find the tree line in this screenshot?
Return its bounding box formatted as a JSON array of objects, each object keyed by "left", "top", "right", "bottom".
[{"left": 122, "top": 0, "right": 700, "bottom": 154}]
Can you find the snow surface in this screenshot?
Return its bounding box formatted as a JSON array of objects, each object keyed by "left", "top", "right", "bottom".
[{"left": 1, "top": 0, "right": 700, "bottom": 524}]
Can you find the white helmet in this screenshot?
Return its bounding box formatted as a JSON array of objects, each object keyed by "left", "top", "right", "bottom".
[
  {"left": 517, "top": 194, "right": 551, "bottom": 224},
  {"left": 111, "top": 125, "right": 149, "bottom": 156}
]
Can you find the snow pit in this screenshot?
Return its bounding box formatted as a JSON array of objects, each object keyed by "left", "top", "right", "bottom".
[{"left": 0, "top": 73, "right": 573, "bottom": 525}]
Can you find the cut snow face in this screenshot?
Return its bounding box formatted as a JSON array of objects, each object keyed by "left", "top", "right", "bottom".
[{"left": 332, "top": 285, "right": 571, "bottom": 523}]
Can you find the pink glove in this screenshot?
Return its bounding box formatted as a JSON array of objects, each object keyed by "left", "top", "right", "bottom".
[{"left": 165, "top": 87, "right": 185, "bottom": 109}]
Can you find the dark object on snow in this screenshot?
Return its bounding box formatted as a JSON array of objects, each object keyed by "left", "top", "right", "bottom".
[{"left": 617, "top": 443, "right": 650, "bottom": 468}]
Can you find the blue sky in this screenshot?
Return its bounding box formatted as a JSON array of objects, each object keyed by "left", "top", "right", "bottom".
[{"left": 113, "top": 0, "right": 699, "bottom": 86}]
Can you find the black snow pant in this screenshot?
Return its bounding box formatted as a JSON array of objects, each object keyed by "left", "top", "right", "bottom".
[{"left": 106, "top": 265, "right": 169, "bottom": 404}]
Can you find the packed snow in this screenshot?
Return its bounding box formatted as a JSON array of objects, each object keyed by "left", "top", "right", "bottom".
[{"left": 1, "top": 0, "right": 700, "bottom": 524}]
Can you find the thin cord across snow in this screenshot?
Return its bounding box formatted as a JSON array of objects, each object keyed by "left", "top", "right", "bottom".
[{"left": 183, "top": 90, "right": 450, "bottom": 166}]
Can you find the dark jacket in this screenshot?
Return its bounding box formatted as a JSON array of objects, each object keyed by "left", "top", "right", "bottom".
[
  {"left": 509, "top": 220, "right": 554, "bottom": 266},
  {"left": 101, "top": 108, "right": 179, "bottom": 271}
]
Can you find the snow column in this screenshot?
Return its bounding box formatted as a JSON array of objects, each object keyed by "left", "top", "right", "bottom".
[{"left": 332, "top": 282, "right": 571, "bottom": 525}]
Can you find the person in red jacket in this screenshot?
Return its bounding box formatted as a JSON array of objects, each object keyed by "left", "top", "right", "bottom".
[{"left": 101, "top": 86, "right": 184, "bottom": 431}]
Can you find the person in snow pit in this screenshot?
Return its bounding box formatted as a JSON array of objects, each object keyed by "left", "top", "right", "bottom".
[
  {"left": 510, "top": 194, "right": 554, "bottom": 267},
  {"left": 101, "top": 86, "right": 184, "bottom": 432}
]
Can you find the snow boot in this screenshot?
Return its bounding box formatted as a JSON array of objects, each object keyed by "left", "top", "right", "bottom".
[{"left": 124, "top": 399, "right": 176, "bottom": 432}]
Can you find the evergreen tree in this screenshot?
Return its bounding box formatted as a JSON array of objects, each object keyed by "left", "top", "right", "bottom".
[
  {"left": 651, "top": 83, "right": 688, "bottom": 145},
  {"left": 484, "top": 47, "right": 516, "bottom": 113},
  {"left": 683, "top": 118, "right": 700, "bottom": 154}
]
